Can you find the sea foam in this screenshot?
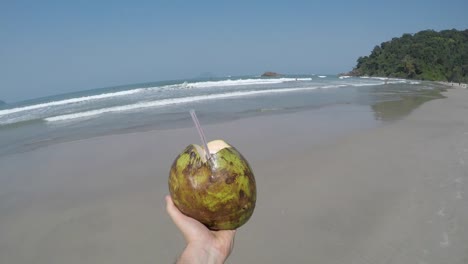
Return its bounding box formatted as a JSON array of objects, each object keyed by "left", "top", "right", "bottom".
[
  {"left": 0, "top": 89, "right": 145, "bottom": 117},
  {"left": 45, "top": 84, "right": 338, "bottom": 122},
  {"left": 1, "top": 78, "right": 312, "bottom": 118},
  {"left": 160, "top": 78, "right": 312, "bottom": 90}
]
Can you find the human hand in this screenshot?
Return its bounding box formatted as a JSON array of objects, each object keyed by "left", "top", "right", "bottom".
[{"left": 165, "top": 195, "right": 236, "bottom": 264}]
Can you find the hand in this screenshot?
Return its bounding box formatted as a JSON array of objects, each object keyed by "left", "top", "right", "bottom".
[{"left": 165, "top": 195, "right": 236, "bottom": 264}]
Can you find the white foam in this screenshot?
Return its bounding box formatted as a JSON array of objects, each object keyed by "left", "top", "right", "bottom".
[
  {"left": 1, "top": 78, "right": 316, "bottom": 117},
  {"left": 0, "top": 89, "right": 145, "bottom": 117},
  {"left": 342, "top": 78, "right": 410, "bottom": 87},
  {"left": 318, "top": 76, "right": 327, "bottom": 78},
  {"left": 188, "top": 78, "right": 313, "bottom": 88},
  {"left": 371, "top": 77, "right": 390, "bottom": 81},
  {"left": 45, "top": 84, "right": 340, "bottom": 122},
  {"left": 161, "top": 78, "right": 313, "bottom": 90},
  {"left": 350, "top": 82, "right": 386, "bottom": 87},
  {"left": 321, "top": 84, "right": 347, "bottom": 89},
  {"left": 366, "top": 77, "right": 409, "bottom": 83}
]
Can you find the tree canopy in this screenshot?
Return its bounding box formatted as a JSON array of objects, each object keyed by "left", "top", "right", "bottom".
[{"left": 351, "top": 29, "right": 468, "bottom": 82}]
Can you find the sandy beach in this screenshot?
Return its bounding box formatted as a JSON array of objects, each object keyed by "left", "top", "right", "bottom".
[{"left": 1, "top": 87, "right": 468, "bottom": 263}]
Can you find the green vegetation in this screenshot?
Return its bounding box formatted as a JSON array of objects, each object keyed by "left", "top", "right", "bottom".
[{"left": 351, "top": 29, "right": 468, "bottom": 82}]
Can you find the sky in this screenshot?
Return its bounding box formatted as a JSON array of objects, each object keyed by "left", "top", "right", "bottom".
[{"left": 1, "top": 0, "right": 467, "bottom": 102}]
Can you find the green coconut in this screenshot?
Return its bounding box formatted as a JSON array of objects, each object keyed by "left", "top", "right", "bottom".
[{"left": 169, "top": 140, "right": 256, "bottom": 230}]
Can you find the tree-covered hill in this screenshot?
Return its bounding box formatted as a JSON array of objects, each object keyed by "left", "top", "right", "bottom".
[{"left": 350, "top": 29, "right": 468, "bottom": 82}]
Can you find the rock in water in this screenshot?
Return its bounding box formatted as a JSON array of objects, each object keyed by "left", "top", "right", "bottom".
[
  {"left": 169, "top": 140, "right": 256, "bottom": 230},
  {"left": 261, "top": 71, "right": 280, "bottom": 77}
]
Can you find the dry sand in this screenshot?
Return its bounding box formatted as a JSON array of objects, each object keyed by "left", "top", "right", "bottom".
[{"left": 0, "top": 88, "right": 467, "bottom": 263}]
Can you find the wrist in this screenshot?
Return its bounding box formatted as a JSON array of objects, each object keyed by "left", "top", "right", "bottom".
[{"left": 177, "top": 243, "right": 228, "bottom": 264}]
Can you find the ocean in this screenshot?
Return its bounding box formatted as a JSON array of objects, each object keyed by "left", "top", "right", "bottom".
[{"left": 0, "top": 75, "right": 445, "bottom": 157}]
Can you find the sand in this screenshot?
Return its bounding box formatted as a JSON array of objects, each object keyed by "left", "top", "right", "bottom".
[{"left": 0, "top": 88, "right": 467, "bottom": 263}]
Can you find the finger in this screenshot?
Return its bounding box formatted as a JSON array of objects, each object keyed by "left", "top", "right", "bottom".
[
  {"left": 165, "top": 195, "right": 187, "bottom": 227},
  {"left": 165, "top": 195, "right": 199, "bottom": 240}
]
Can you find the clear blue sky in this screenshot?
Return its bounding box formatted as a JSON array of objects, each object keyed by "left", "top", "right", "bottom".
[{"left": 1, "top": 0, "right": 467, "bottom": 102}]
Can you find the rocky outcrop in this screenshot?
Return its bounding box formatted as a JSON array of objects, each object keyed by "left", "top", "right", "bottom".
[{"left": 261, "top": 71, "right": 280, "bottom": 77}]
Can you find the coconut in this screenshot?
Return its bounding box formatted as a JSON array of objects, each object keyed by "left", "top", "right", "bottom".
[{"left": 169, "top": 139, "right": 256, "bottom": 230}]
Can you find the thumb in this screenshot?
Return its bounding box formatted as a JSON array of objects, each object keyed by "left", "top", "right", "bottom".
[{"left": 165, "top": 195, "right": 204, "bottom": 241}]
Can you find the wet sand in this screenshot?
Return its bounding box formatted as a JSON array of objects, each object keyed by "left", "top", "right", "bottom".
[{"left": 0, "top": 88, "right": 467, "bottom": 263}]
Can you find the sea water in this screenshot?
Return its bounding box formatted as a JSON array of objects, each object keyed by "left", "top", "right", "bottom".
[{"left": 0, "top": 75, "right": 444, "bottom": 157}]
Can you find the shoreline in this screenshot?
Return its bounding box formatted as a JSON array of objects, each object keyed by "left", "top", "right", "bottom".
[
  {"left": 0, "top": 87, "right": 467, "bottom": 263},
  {"left": 438, "top": 81, "right": 468, "bottom": 89},
  {"left": 0, "top": 80, "right": 448, "bottom": 158}
]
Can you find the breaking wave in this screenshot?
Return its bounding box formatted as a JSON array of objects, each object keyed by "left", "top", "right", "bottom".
[
  {"left": 0, "top": 89, "right": 145, "bottom": 117},
  {"left": 45, "top": 84, "right": 335, "bottom": 122}
]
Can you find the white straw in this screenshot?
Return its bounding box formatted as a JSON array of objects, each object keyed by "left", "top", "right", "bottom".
[{"left": 190, "top": 110, "right": 211, "bottom": 161}]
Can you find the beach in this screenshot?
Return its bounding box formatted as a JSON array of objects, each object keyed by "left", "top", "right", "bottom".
[{"left": 0, "top": 86, "right": 467, "bottom": 263}]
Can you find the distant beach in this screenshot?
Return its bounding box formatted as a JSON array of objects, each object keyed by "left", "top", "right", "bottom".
[{"left": 1, "top": 80, "right": 467, "bottom": 263}]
